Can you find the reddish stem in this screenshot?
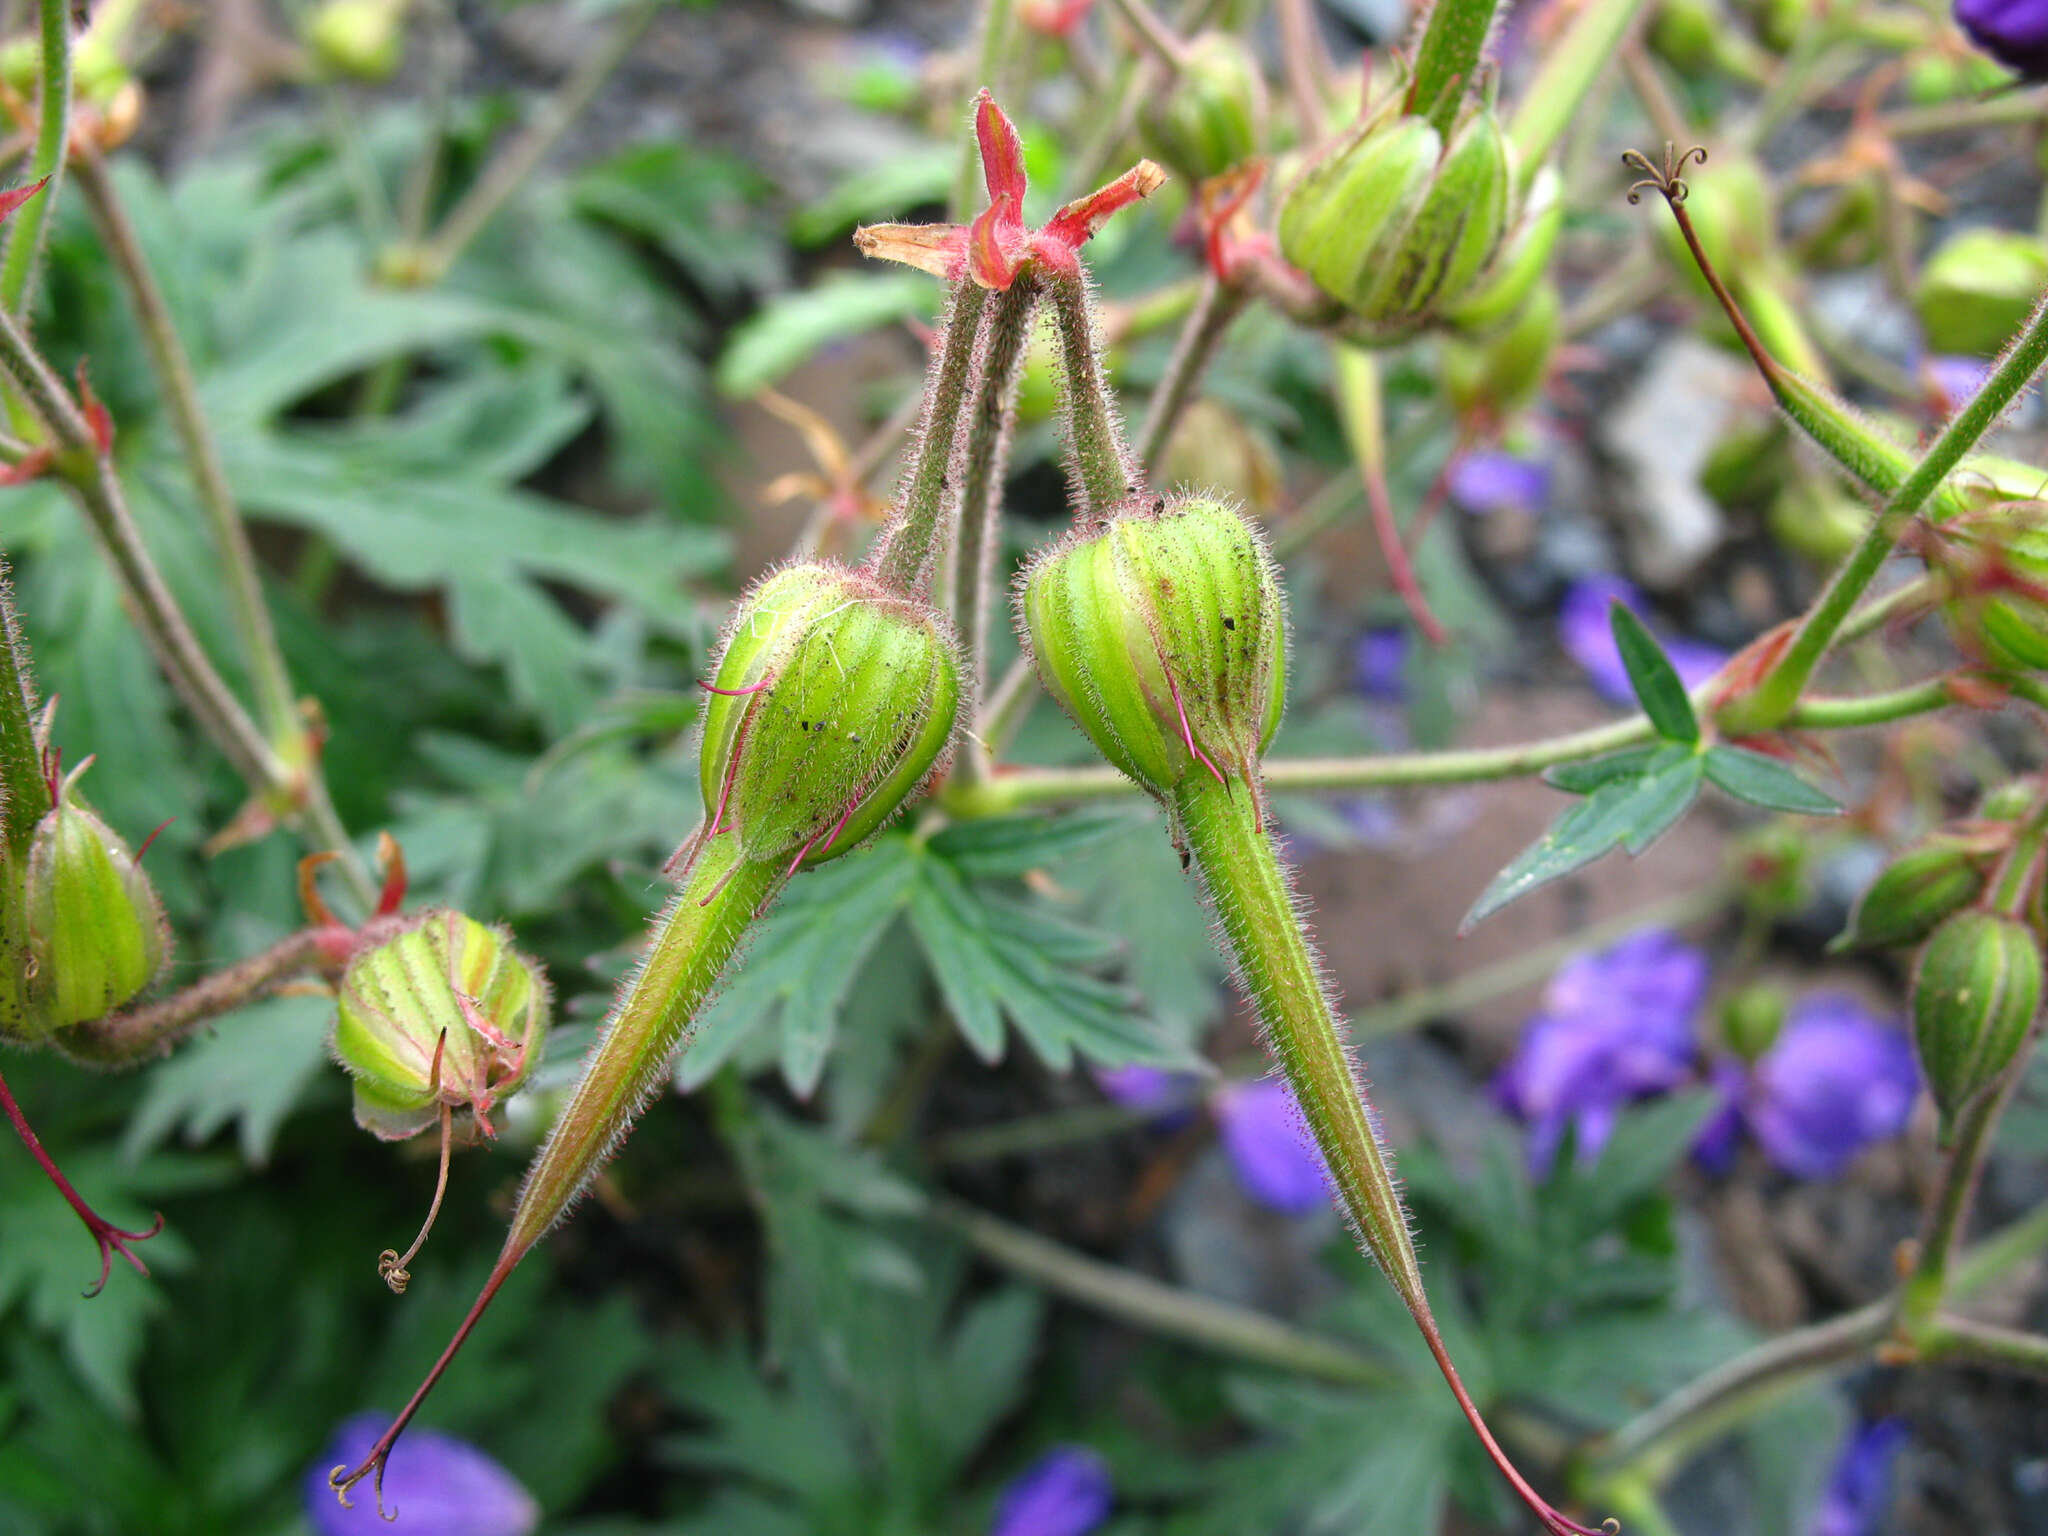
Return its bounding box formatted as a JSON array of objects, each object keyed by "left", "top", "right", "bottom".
[
  {"left": 1416, "top": 1317, "right": 1616, "bottom": 1536},
  {"left": 1362, "top": 446, "right": 1449, "bottom": 645},
  {"left": 0, "top": 1062, "right": 163, "bottom": 1297},
  {"left": 331, "top": 1250, "right": 519, "bottom": 1518}
]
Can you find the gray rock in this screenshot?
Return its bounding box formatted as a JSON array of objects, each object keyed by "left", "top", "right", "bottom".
[{"left": 1598, "top": 336, "right": 1745, "bottom": 587}]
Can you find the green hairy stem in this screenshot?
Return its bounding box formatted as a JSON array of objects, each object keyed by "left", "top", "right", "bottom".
[
  {"left": 1173, "top": 774, "right": 1424, "bottom": 1307},
  {"left": 0, "top": 566, "right": 51, "bottom": 858},
  {"left": 1173, "top": 772, "right": 1604, "bottom": 1536},
  {"left": 1406, "top": 0, "right": 1502, "bottom": 135},
  {"left": 948, "top": 280, "right": 1039, "bottom": 699},
  {"left": 1048, "top": 271, "right": 1138, "bottom": 517},
  {"left": 331, "top": 834, "right": 782, "bottom": 1511},
  {"left": 0, "top": 0, "right": 71, "bottom": 317},
  {"left": 505, "top": 839, "right": 779, "bottom": 1258},
  {"left": 873, "top": 282, "right": 990, "bottom": 598}
]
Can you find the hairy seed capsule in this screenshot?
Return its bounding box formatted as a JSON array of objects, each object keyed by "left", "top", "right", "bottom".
[
  {"left": 1944, "top": 504, "right": 2048, "bottom": 672},
  {"left": 1912, "top": 909, "right": 2042, "bottom": 1134},
  {"left": 1444, "top": 165, "right": 1562, "bottom": 336},
  {"left": 1019, "top": 495, "right": 1284, "bottom": 799},
  {"left": 1916, "top": 228, "right": 2048, "bottom": 358},
  {"left": 332, "top": 910, "right": 550, "bottom": 1141},
  {"left": 22, "top": 790, "right": 169, "bottom": 1034},
  {"left": 1141, "top": 32, "right": 1266, "bottom": 183},
  {"left": 1835, "top": 837, "right": 1992, "bottom": 953},
  {"left": 1278, "top": 95, "right": 1513, "bottom": 343},
  {"left": 696, "top": 563, "right": 961, "bottom": 872}
]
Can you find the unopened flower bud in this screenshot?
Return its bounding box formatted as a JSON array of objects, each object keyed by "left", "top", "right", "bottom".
[
  {"left": 304, "top": 0, "right": 407, "bottom": 81},
  {"left": 23, "top": 781, "right": 169, "bottom": 1033},
  {"left": 696, "top": 563, "right": 960, "bottom": 872},
  {"left": 1835, "top": 836, "right": 1991, "bottom": 952},
  {"left": 1916, "top": 228, "right": 2048, "bottom": 357},
  {"left": 1279, "top": 98, "right": 1512, "bottom": 343},
  {"left": 1157, "top": 399, "right": 1284, "bottom": 512},
  {"left": 1980, "top": 780, "right": 2037, "bottom": 821},
  {"left": 332, "top": 909, "right": 549, "bottom": 1141},
  {"left": 1142, "top": 32, "right": 1265, "bottom": 183},
  {"left": 1720, "top": 982, "right": 1788, "bottom": 1062},
  {"left": 1912, "top": 909, "right": 2041, "bottom": 1132},
  {"left": 1020, "top": 495, "right": 1284, "bottom": 799}
]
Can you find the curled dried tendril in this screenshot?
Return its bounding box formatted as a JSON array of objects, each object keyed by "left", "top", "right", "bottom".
[{"left": 1622, "top": 142, "right": 1709, "bottom": 206}]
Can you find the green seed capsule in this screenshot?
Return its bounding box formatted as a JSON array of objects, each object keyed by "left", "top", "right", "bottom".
[
  {"left": 304, "top": 0, "right": 407, "bottom": 80},
  {"left": 696, "top": 563, "right": 961, "bottom": 872},
  {"left": 1280, "top": 98, "right": 1513, "bottom": 343},
  {"left": 1019, "top": 495, "right": 1284, "bottom": 799},
  {"left": 332, "top": 909, "right": 550, "bottom": 1141},
  {"left": 1141, "top": 32, "right": 1266, "bottom": 183},
  {"left": 1912, "top": 909, "right": 2042, "bottom": 1134},
  {"left": 1916, "top": 228, "right": 2048, "bottom": 358},
  {"left": 1768, "top": 477, "right": 1871, "bottom": 566},
  {"left": 1719, "top": 982, "right": 1787, "bottom": 1062},
  {"left": 1835, "top": 837, "right": 1991, "bottom": 953},
  {"left": 1945, "top": 508, "right": 2048, "bottom": 673},
  {"left": 1444, "top": 165, "right": 1562, "bottom": 336},
  {"left": 22, "top": 787, "right": 169, "bottom": 1034}
]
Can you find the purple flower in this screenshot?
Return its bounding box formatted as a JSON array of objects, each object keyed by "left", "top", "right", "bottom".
[
  {"left": 1213, "top": 1078, "right": 1335, "bottom": 1213},
  {"left": 1690, "top": 1058, "right": 1748, "bottom": 1176},
  {"left": 1956, "top": 0, "right": 2048, "bottom": 78},
  {"left": 1448, "top": 449, "right": 1552, "bottom": 517},
  {"left": 990, "top": 1446, "right": 1113, "bottom": 1536},
  {"left": 1811, "top": 1420, "right": 1909, "bottom": 1536},
  {"left": 1926, "top": 355, "right": 1993, "bottom": 412},
  {"left": 1744, "top": 995, "right": 1919, "bottom": 1180},
  {"left": 308, "top": 1416, "right": 537, "bottom": 1536},
  {"left": 1353, "top": 625, "right": 1408, "bottom": 701},
  {"left": 1558, "top": 575, "right": 1727, "bottom": 705},
  {"left": 1495, "top": 930, "right": 1709, "bottom": 1173}
]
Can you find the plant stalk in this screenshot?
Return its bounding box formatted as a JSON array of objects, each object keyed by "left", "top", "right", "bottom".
[
  {"left": 871, "top": 281, "right": 990, "bottom": 598},
  {"left": 0, "top": 0, "right": 69, "bottom": 317}
]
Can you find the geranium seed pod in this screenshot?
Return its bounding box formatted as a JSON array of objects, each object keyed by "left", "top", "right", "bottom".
[
  {"left": 1444, "top": 165, "right": 1563, "bottom": 336},
  {"left": 1834, "top": 837, "right": 1991, "bottom": 953},
  {"left": 304, "top": 0, "right": 408, "bottom": 81},
  {"left": 1141, "top": 32, "right": 1266, "bottom": 184},
  {"left": 1719, "top": 982, "right": 1788, "bottom": 1062},
  {"left": 1356, "top": 107, "right": 1511, "bottom": 333},
  {"left": 332, "top": 909, "right": 550, "bottom": 1142},
  {"left": 0, "top": 841, "right": 34, "bottom": 1044},
  {"left": 1942, "top": 504, "right": 2048, "bottom": 672},
  {"left": 1279, "top": 111, "right": 1440, "bottom": 317},
  {"left": 695, "top": 562, "right": 960, "bottom": 874},
  {"left": 1916, "top": 228, "right": 2048, "bottom": 358},
  {"left": 1019, "top": 494, "right": 1284, "bottom": 799},
  {"left": 1912, "top": 909, "right": 2042, "bottom": 1132},
  {"left": 22, "top": 776, "right": 169, "bottom": 1033}
]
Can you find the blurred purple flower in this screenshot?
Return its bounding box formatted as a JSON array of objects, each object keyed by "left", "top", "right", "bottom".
[
  {"left": 1094, "top": 1064, "right": 1181, "bottom": 1109},
  {"left": 1213, "top": 1078, "right": 1335, "bottom": 1213},
  {"left": 991, "top": 1445, "right": 1113, "bottom": 1536},
  {"left": 1494, "top": 930, "right": 1710, "bottom": 1173},
  {"left": 1956, "top": 0, "right": 2048, "bottom": 78},
  {"left": 1927, "top": 355, "right": 1993, "bottom": 412},
  {"left": 1353, "top": 625, "right": 1408, "bottom": 701},
  {"left": 1811, "top": 1419, "right": 1909, "bottom": 1536},
  {"left": 1744, "top": 995, "right": 1918, "bottom": 1180},
  {"left": 1448, "top": 449, "right": 1551, "bottom": 517},
  {"left": 1691, "top": 1058, "right": 1749, "bottom": 1177},
  {"left": 308, "top": 1416, "right": 537, "bottom": 1536},
  {"left": 1559, "top": 575, "right": 1728, "bottom": 705}
]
